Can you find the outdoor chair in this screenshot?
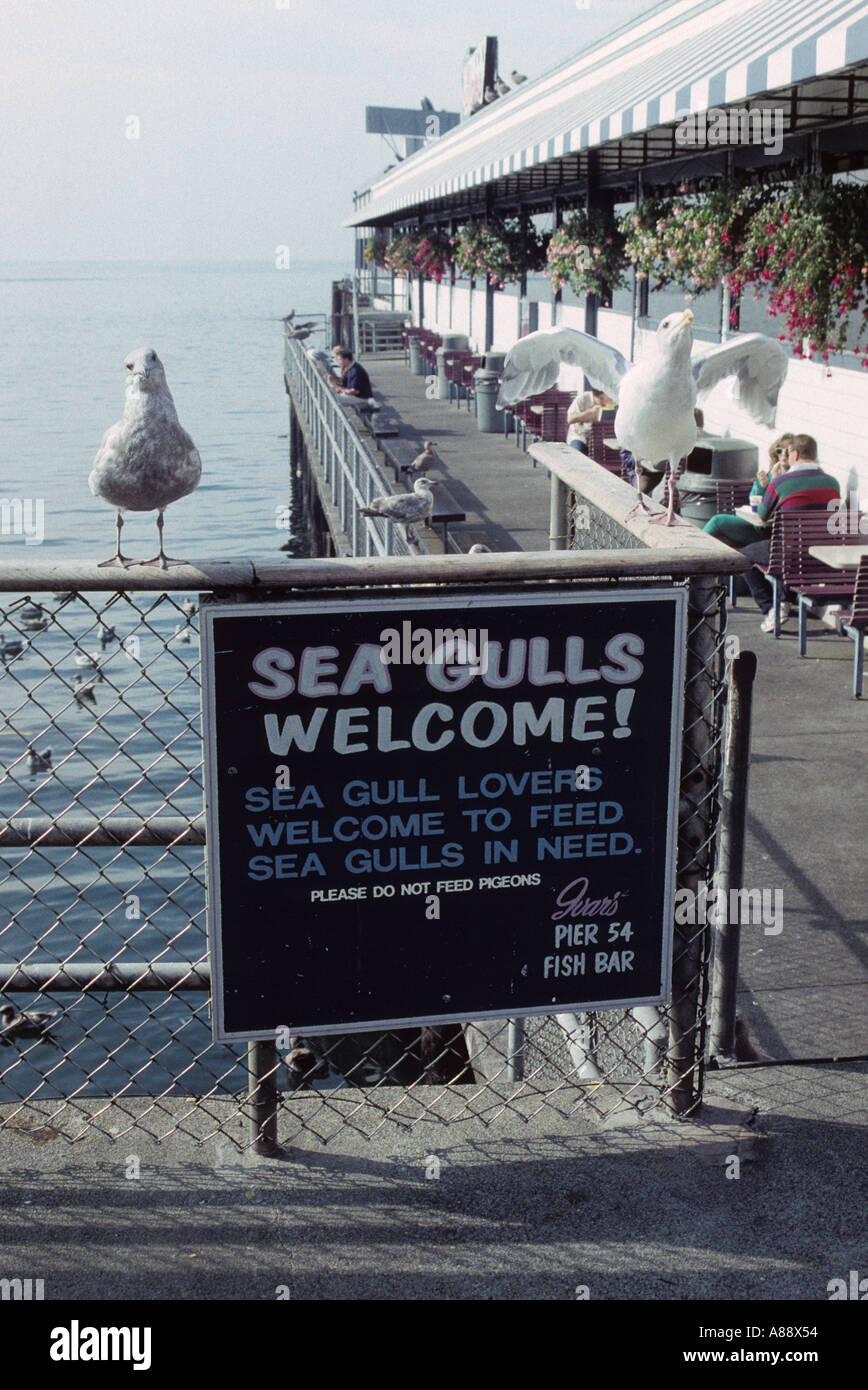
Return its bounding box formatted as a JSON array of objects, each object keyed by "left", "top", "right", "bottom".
[
  {"left": 838, "top": 556, "right": 868, "bottom": 697},
  {"left": 715, "top": 478, "right": 754, "bottom": 607}
]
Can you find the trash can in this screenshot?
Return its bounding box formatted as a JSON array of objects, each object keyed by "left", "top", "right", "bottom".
[
  {"left": 679, "top": 435, "right": 759, "bottom": 527},
  {"left": 408, "top": 335, "right": 425, "bottom": 376},
  {"left": 474, "top": 353, "right": 506, "bottom": 433},
  {"left": 436, "top": 333, "right": 469, "bottom": 401}
]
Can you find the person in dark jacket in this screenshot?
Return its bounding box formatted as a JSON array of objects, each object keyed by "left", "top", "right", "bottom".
[{"left": 329, "top": 349, "right": 372, "bottom": 398}]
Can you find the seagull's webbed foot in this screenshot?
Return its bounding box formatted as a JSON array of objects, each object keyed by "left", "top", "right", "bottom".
[
  {"left": 97, "top": 554, "right": 135, "bottom": 568},
  {"left": 133, "top": 554, "right": 189, "bottom": 570}
]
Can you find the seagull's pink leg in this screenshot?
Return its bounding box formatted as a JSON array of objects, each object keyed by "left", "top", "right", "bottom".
[
  {"left": 98, "top": 512, "right": 134, "bottom": 568},
  {"left": 134, "top": 511, "right": 188, "bottom": 569},
  {"left": 646, "top": 459, "right": 691, "bottom": 527}
]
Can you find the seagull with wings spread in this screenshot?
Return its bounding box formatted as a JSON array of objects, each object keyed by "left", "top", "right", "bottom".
[{"left": 497, "top": 309, "right": 789, "bottom": 525}]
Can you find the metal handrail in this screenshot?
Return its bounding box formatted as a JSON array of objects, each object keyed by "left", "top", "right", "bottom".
[{"left": 284, "top": 336, "right": 416, "bottom": 558}]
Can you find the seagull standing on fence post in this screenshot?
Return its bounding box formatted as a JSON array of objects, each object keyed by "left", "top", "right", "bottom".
[{"left": 89, "top": 348, "right": 202, "bottom": 568}]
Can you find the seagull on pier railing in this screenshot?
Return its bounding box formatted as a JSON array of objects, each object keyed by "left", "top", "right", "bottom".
[
  {"left": 360, "top": 477, "right": 440, "bottom": 542},
  {"left": 497, "top": 311, "right": 788, "bottom": 525},
  {"left": 89, "top": 348, "right": 202, "bottom": 568}
]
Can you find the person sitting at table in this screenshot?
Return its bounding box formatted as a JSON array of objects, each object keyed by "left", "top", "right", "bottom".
[
  {"left": 740, "top": 433, "right": 840, "bottom": 632},
  {"left": 328, "top": 348, "right": 373, "bottom": 398},
  {"left": 702, "top": 433, "right": 793, "bottom": 549},
  {"left": 567, "top": 387, "right": 614, "bottom": 452}
]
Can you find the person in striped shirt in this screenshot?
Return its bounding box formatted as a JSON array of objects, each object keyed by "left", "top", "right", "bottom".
[{"left": 741, "top": 434, "right": 840, "bottom": 632}]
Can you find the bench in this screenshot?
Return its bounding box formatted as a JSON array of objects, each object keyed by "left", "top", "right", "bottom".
[{"left": 379, "top": 438, "right": 439, "bottom": 483}]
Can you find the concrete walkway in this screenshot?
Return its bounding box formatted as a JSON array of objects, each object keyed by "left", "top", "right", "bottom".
[{"left": 366, "top": 355, "right": 553, "bottom": 551}]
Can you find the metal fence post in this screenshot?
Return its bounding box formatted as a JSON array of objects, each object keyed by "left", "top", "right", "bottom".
[
  {"left": 549, "top": 472, "right": 569, "bottom": 550},
  {"left": 711, "top": 650, "right": 757, "bottom": 1060},
  {"left": 247, "top": 1040, "right": 279, "bottom": 1156},
  {"left": 667, "top": 575, "right": 725, "bottom": 1116}
]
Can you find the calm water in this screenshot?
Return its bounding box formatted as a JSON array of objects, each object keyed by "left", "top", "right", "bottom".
[{"left": 0, "top": 260, "right": 344, "bottom": 1099}]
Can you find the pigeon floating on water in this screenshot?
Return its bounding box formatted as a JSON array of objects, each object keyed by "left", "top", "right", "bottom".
[
  {"left": 360, "top": 477, "right": 439, "bottom": 542},
  {"left": 498, "top": 311, "right": 788, "bottom": 525},
  {"left": 73, "top": 674, "right": 99, "bottom": 707},
  {"left": 89, "top": 348, "right": 202, "bottom": 568}
]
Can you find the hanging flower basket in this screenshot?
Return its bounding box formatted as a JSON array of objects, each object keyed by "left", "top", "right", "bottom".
[
  {"left": 546, "top": 209, "right": 627, "bottom": 301},
  {"left": 622, "top": 173, "right": 868, "bottom": 364},
  {"left": 452, "top": 218, "right": 547, "bottom": 288},
  {"left": 364, "top": 233, "right": 389, "bottom": 268},
  {"left": 383, "top": 228, "right": 452, "bottom": 282}
]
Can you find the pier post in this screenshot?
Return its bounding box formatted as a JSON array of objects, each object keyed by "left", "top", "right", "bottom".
[
  {"left": 549, "top": 472, "right": 569, "bottom": 550},
  {"left": 247, "top": 1040, "right": 280, "bottom": 1156}
]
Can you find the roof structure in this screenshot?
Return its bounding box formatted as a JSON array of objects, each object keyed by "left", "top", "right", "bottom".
[{"left": 349, "top": 0, "right": 868, "bottom": 225}]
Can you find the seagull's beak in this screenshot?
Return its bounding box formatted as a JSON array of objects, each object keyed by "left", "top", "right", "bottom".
[{"left": 681, "top": 309, "right": 694, "bottom": 326}]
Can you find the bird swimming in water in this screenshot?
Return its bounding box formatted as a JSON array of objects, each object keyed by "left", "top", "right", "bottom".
[
  {"left": 0, "top": 634, "right": 26, "bottom": 662},
  {"left": 498, "top": 311, "right": 788, "bottom": 526},
  {"left": 89, "top": 347, "right": 202, "bottom": 568},
  {"left": 182, "top": 598, "right": 197, "bottom": 619},
  {"left": 26, "top": 746, "right": 52, "bottom": 775},
  {"left": 401, "top": 440, "right": 437, "bottom": 475},
  {"left": 170, "top": 623, "right": 192, "bottom": 646},
  {"left": 73, "top": 674, "right": 99, "bottom": 707},
  {"left": 72, "top": 651, "right": 104, "bottom": 678},
  {"left": 359, "top": 477, "right": 439, "bottom": 542},
  {"left": 97, "top": 623, "right": 117, "bottom": 648},
  {"left": 19, "top": 603, "right": 48, "bottom": 632},
  {"left": 0, "top": 1004, "right": 58, "bottom": 1038}
]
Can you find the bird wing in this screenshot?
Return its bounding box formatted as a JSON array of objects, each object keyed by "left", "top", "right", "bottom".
[
  {"left": 497, "top": 327, "right": 629, "bottom": 407},
  {"left": 691, "top": 334, "right": 788, "bottom": 428}
]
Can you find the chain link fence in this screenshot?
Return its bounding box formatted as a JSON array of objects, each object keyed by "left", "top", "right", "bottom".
[{"left": 0, "top": 540, "right": 729, "bottom": 1153}]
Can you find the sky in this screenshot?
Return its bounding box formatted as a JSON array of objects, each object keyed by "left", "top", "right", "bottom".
[{"left": 0, "top": 0, "right": 656, "bottom": 265}]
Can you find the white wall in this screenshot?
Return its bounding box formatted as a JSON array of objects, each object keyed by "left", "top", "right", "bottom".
[{"left": 492, "top": 292, "right": 520, "bottom": 351}]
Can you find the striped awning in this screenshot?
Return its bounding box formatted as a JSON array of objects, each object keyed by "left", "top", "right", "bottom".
[{"left": 348, "top": 0, "right": 868, "bottom": 225}]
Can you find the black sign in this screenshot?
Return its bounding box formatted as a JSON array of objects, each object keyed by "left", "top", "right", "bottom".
[{"left": 201, "top": 588, "right": 686, "bottom": 1040}]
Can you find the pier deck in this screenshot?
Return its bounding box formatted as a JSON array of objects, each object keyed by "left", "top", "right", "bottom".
[{"left": 351, "top": 352, "right": 553, "bottom": 553}]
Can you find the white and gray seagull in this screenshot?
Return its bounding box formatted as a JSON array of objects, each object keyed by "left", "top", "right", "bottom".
[
  {"left": 89, "top": 348, "right": 202, "bottom": 567},
  {"left": 359, "top": 477, "right": 440, "bottom": 542},
  {"left": 497, "top": 310, "right": 788, "bottom": 524}
]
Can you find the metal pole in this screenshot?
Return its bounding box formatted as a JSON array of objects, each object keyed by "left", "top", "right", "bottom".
[
  {"left": 549, "top": 472, "right": 569, "bottom": 549},
  {"left": 506, "top": 1018, "right": 524, "bottom": 1082},
  {"left": 247, "top": 1040, "right": 280, "bottom": 1157},
  {"left": 666, "top": 575, "right": 724, "bottom": 1116},
  {"left": 352, "top": 270, "right": 361, "bottom": 359},
  {"left": 711, "top": 650, "right": 757, "bottom": 1060}
]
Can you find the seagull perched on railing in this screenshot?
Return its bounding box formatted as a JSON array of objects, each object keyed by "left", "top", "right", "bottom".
[
  {"left": 497, "top": 311, "right": 788, "bottom": 525},
  {"left": 89, "top": 348, "right": 202, "bottom": 568},
  {"left": 360, "top": 477, "right": 439, "bottom": 542}
]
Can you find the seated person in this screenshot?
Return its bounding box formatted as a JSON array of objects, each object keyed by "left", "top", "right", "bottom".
[
  {"left": 567, "top": 387, "right": 614, "bottom": 452},
  {"left": 703, "top": 433, "right": 793, "bottom": 549},
  {"left": 739, "top": 433, "right": 840, "bottom": 632},
  {"left": 329, "top": 349, "right": 373, "bottom": 399}
]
